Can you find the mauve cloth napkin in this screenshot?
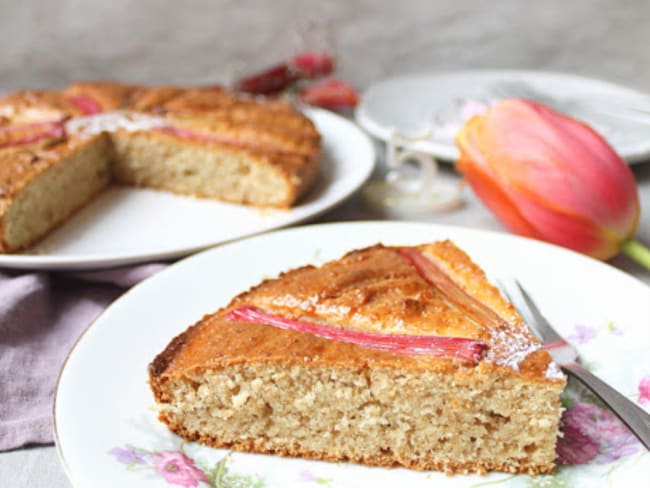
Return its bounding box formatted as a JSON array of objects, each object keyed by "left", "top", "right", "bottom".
[{"left": 0, "top": 263, "right": 167, "bottom": 451}]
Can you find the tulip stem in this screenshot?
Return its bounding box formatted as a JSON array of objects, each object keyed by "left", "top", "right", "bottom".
[{"left": 620, "top": 239, "right": 650, "bottom": 270}]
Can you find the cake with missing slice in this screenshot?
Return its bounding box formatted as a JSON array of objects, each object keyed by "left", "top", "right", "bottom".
[
  {"left": 0, "top": 82, "right": 320, "bottom": 252},
  {"left": 149, "top": 240, "right": 566, "bottom": 475}
]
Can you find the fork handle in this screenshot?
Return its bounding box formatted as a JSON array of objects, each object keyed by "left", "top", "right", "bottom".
[{"left": 563, "top": 362, "right": 650, "bottom": 450}]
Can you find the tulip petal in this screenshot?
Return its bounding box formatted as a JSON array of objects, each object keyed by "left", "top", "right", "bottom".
[
  {"left": 455, "top": 98, "right": 640, "bottom": 260},
  {"left": 456, "top": 122, "right": 540, "bottom": 239},
  {"left": 479, "top": 100, "right": 639, "bottom": 237},
  {"left": 505, "top": 186, "right": 621, "bottom": 259},
  {"left": 460, "top": 152, "right": 620, "bottom": 258}
]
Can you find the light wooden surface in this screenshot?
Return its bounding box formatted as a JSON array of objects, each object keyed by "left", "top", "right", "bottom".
[{"left": 1, "top": 0, "right": 649, "bottom": 486}]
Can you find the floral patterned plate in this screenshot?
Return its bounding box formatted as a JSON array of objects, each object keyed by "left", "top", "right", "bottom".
[{"left": 54, "top": 222, "right": 650, "bottom": 488}]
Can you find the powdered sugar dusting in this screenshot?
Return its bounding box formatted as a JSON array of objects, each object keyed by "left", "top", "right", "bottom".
[
  {"left": 486, "top": 327, "right": 540, "bottom": 369},
  {"left": 486, "top": 326, "right": 564, "bottom": 380},
  {"left": 65, "top": 110, "right": 168, "bottom": 138},
  {"left": 545, "top": 361, "right": 564, "bottom": 380}
]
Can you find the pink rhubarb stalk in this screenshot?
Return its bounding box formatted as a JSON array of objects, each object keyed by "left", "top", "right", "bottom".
[
  {"left": 0, "top": 120, "right": 64, "bottom": 134},
  {"left": 67, "top": 95, "right": 103, "bottom": 115},
  {"left": 234, "top": 64, "right": 301, "bottom": 95},
  {"left": 0, "top": 120, "right": 65, "bottom": 149},
  {"left": 156, "top": 125, "right": 211, "bottom": 142},
  {"left": 399, "top": 247, "right": 508, "bottom": 329},
  {"left": 290, "top": 51, "right": 335, "bottom": 78},
  {"left": 299, "top": 79, "right": 359, "bottom": 109},
  {"left": 234, "top": 51, "right": 336, "bottom": 95},
  {"left": 157, "top": 125, "right": 295, "bottom": 155},
  {"left": 226, "top": 305, "right": 485, "bottom": 362}
]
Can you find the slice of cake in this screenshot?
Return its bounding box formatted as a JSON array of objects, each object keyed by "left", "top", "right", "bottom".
[
  {"left": 149, "top": 240, "right": 566, "bottom": 475},
  {"left": 0, "top": 82, "right": 321, "bottom": 252},
  {"left": 0, "top": 134, "right": 112, "bottom": 252}
]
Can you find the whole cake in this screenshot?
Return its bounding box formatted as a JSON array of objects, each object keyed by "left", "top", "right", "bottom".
[
  {"left": 149, "top": 240, "right": 566, "bottom": 475},
  {"left": 0, "top": 82, "right": 321, "bottom": 252}
]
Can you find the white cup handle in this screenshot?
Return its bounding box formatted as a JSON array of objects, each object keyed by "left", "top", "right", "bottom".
[{"left": 385, "top": 128, "right": 439, "bottom": 195}]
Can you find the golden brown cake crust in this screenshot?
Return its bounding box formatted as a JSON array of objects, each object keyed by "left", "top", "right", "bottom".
[
  {"left": 149, "top": 240, "right": 564, "bottom": 476},
  {"left": 0, "top": 136, "right": 102, "bottom": 200},
  {"left": 151, "top": 241, "right": 560, "bottom": 386},
  {"left": 0, "top": 90, "right": 79, "bottom": 124},
  {"left": 63, "top": 81, "right": 143, "bottom": 111}
]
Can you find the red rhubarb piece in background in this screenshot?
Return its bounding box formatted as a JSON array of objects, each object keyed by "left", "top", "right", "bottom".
[
  {"left": 290, "top": 51, "right": 335, "bottom": 78},
  {"left": 300, "top": 79, "right": 359, "bottom": 109},
  {"left": 234, "top": 63, "right": 300, "bottom": 95}
]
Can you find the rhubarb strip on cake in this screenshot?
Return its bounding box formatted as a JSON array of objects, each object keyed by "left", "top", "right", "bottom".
[
  {"left": 225, "top": 305, "right": 486, "bottom": 361},
  {"left": 149, "top": 240, "right": 565, "bottom": 475}
]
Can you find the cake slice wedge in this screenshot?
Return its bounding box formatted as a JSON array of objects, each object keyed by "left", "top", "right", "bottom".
[
  {"left": 149, "top": 240, "right": 566, "bottom": 475},
  {"left": 0, "top": 134, "right": 112, "bottom": 252}
]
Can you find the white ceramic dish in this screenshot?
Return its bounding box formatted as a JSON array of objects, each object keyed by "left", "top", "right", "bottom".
[
  {"left": 0, "top": 108, "right": 374, "bottom": 270},
  {"left": 54, "top": 222, "right": 650, "bottom": 488},
  {"left": 356, "top": 70, "right": 650, "bottom": 163}
]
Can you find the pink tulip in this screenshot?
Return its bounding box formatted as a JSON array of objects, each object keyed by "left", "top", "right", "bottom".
[{"left": 455, "top": 98, "right": 648, "bottom": 263}]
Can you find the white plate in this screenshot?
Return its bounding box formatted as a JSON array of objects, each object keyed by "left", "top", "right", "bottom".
[
  {"left": 0, "top": 108, "right": 374, "bottom": 270},
  {"left": 356, "top": 70, "right": 650, "bottom": 163},
  {"left": 55, "top": 222, "right": 650, "bottom": 488}
]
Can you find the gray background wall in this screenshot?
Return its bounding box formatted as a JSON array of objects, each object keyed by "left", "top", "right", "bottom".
[{"left": 2, "top": 0, "right": 650, "bottom": 92}]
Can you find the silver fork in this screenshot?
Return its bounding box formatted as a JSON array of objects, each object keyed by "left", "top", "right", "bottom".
[{"left": 500, "top": 280, "right": 650, "bottom": 450}]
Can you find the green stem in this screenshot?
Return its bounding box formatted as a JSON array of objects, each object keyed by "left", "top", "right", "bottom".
[
  {"left": 620, "top": 239, "right": 650, "bottom": 270},
  {"left": 213, "top": 458, "right": 228, "bottom": 488}
]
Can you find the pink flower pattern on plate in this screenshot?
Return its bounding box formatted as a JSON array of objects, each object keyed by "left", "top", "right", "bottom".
[
  {"left": 567, "top": 324, "right": 597, "bottom": 344},
  {"left": 638, "top": 375, "right": 650, "bottom": 406},
  {"left": 557, "top": 401, "right": 642, "bottom": 465},
  {"left": 152, "top": 450, "right": 208, "bottom": 487}
]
